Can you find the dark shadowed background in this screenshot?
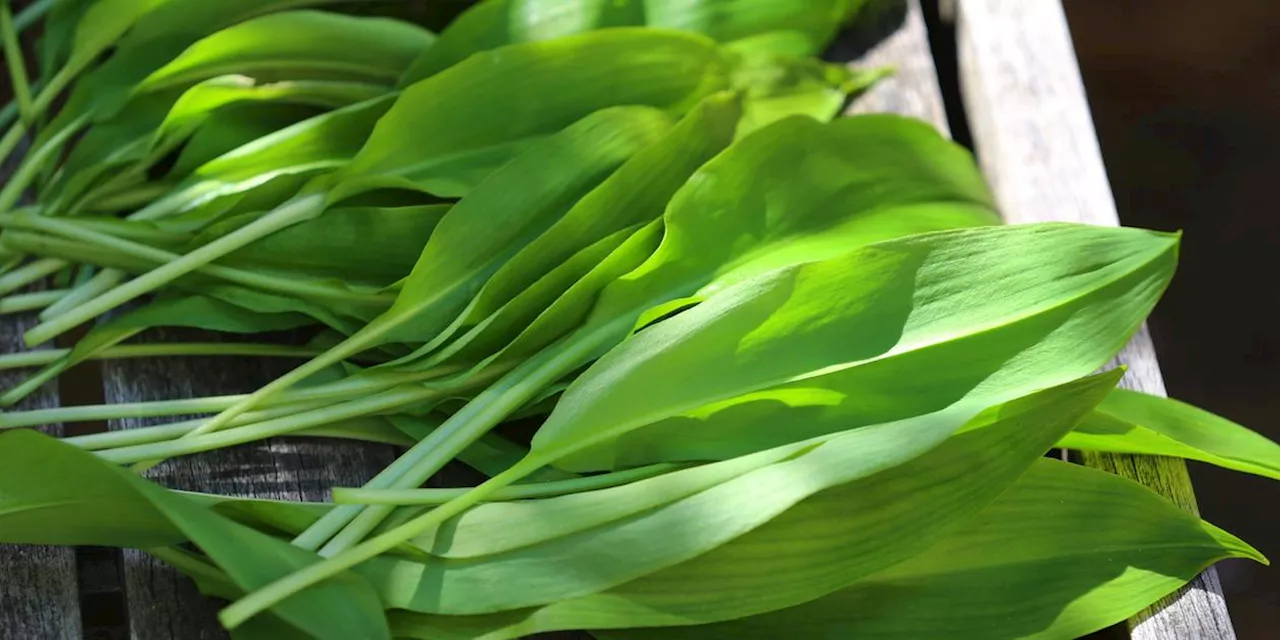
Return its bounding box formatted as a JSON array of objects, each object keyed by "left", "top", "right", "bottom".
[{"left": 1067, "top": 0, "right": 1279, "bottom": 636}]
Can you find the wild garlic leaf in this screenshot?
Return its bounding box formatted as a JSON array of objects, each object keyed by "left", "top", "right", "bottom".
[
  {"left": 38, "top": 0, "right": 349, "bottom": 147},
  {"left": 388, "top": 92, "right": 741, "bottom": 368},
  {"left": 1060, "top": 389, "right": 1280, "bottom": 480},
  {"left": 132, "top": 94, "right": 396, "bottom": 221},
  {"left": 0, "top": 430, "right": 389, "bottom": 639},
  {"left": 605, "top": 458, "right": 1265, "bottom": 640},
  {"left": 535, "top": 223, "right": 1176, "bottom": 471},
  {"left": 136, "top": 10, "right": 432, "bottom": 91},
  {"left": 0, "top": 429, "right": 183, "bottom": 545},
  {"left": 214, "top": 204, "right": 449, "bottom": 287},
  {"left": 558, "top": 226, "right": 1179, "bottom": 470},
  {"left": 373, "top": 105, "right": 673, "bottom": 345},
  {"left": 386, "top": 372, "right": 1120, "bottom": 634},
  {"left": 400, "top": 0, "right": 864, "bottom": 83},
  {"left": 331, "top": 28, "right": 734, "bottom": 201}
]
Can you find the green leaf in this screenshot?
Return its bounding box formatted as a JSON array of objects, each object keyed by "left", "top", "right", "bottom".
[
  {"left": 400, "top": 0, "right": 864, "bottom": 83},
  {"left": 541, "top": 223, "right": 1176, "bottom": 472},
  {"left": 210, "top": 204, "right": 448, "bottom": 287},
  {"left": 390, "top": 92, "right": 741, "bottom": 368},
  {"left": 38, "top": 0, "right": 350, "bottom": 148},
  {"left": 1060, "top": 388, "right": 1280, "bottom": 480},
  {"left": 385, "top": 372, "right": 1121, "bottom": 634},
  {"left": 0, "top": 429, "right": 182, "bottom": 546},
  {"left": 137, "top": 10, "right": 432, "bottom": 91},
  {"left": 133, "top": 94, "right": 395, "bottom": 221},
  {"left": 0, "top": 430, "right": 390, "bottom": 640},
  {"left": 604, "top": 458, "right": 1265, "bottom": 640},
  {"left": 336, "top": 28, "right": 734, "bottom": 200},
  {"left": 376, "top": 105, "right": 673, "bottom": 345}
]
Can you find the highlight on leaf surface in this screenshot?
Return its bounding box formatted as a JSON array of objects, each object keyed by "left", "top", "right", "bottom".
[{"left": 1, "top": 3, "right": 1279, "bottom": 639}]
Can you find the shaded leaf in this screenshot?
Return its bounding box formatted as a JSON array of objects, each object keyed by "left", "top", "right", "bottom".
[{"left": 1061, "top": 388, "right": 1280, "bottom": 481}]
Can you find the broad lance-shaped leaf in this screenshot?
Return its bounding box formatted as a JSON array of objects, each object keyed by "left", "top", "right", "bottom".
[
  {"left": 279, "top": 112, "right": 998, "bottom": 553},
  {"left": 384, "top": 92, "right": 742, "bottom": 368},
  {"left": 127, "top": 94, "right": 396, "bottom": 222},
  {"left": 378, "top": 372, "right": 1120, "bottom": 635},
  {"left": 0, "top": 430, "right": 389, "bottom": 640},
  {"left": 43, "top": 10, "right": 428, "bottom": 210},
  {"left": 23, "top": 29, "right": 739, "bottom": 347},
  {"left": 268, "top": 223, "right": 1172, "bottom": 606},
  {"left": 34, "top": 0, "right": 353, "bottom": 148},
  {"left": 227, "top": 221, "right": 1169, "bottom": 624},
  {"left": 48, "top": 79, "right": 384, "bottom": 214},
  {"left": 601, "top": 458, "right": 1265, "bottom": 640},
  {"left": 400, "top": 0, "right": 865, "bottom": 83},
  {"left": 330, "top": 28, "right": 736, "bottom": 201},
  {"left": 136, "top": 10, "right": 431, "bottom": 90},
  {"left": 1060, "top": 388, "right": 1280, "bottom": 481},
  {"left": 283, "top": 111, "right": 1001, "bottom": 555},
  {"left": 555, "top": 224, "right": 1179, "bottom": 470},
  {"left": 359, "top": 372, "right": 1117, "bottom": 617}
]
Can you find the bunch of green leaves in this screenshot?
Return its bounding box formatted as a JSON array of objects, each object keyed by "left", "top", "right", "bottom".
[{"left": 1, "top": 2, "right": 1279, "bottom": 639}]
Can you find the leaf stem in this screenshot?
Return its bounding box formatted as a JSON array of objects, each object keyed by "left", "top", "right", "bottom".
[
  {"left": 0, "top": 257, "right": 63, "bottom": 295},
  {"left": 332, "top": 463, "right": 684, "bottom": 505},
  {"left": 100, "top": 385, "right": 442, "bottom": 464},
  {"left": 1, "top": 211, "right": 392, "bottom": 309},
  {"left": 65, "top": 397, "right": 343, "bottom": 450},
  {"left": 301, "top": 328, "right": 612, "bottom": 556},
  {"left": 0, "top": 0, "right": 34, "bottom": 123},
  {"left": 221, "top": 457, "right": 547, "bottom": 631},
  {"left": 0, "top": 287, "right": 64, "bottom": 314},
  {"left": 0, "top": 368, "right": 418, "bottom": 428},
  {"left": 39, "top": 268, "right": 122, "bottom": 320},
  {"left": 0, "top": 341, "right": 363, "bottom": 370},
  {"left": 21, "top": 193, "right": 329, "bottom": 346}
]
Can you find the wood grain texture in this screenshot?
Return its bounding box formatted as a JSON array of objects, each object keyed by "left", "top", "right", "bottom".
[
  {"left": 0, "top": 303, "right": 80, "bottom": 640},
  {"left": 954, "top": 1, "right": 1237, "bottom": 638},
  {"left": 838, "top": 0, "right": 951, "bottom": 133},
  {"left": 100, "top": 328, "right": 396, "bottom": 640}
]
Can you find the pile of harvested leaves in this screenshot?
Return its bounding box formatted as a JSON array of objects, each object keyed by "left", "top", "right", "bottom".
[{"left": 0, "top": 1, "right": 1277, "bottom": 639}]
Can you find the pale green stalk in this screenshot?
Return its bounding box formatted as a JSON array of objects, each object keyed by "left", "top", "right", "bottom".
[
  {"left": 0, "top": 368, "right": 433, "bottom": 428},
  {"left": 0, "top": 342, "right": 355, "bottom": 370},
  {"left": 1, "top": 210, "right": 392, "bottom": 311},
  {"left": 22, "top": 193, "right": 329, "bottom": 345},
  {"left": 65, "top": 398, "right": 342, "bottom": 450},
  {"left": 100, "top": 385, "right": 443, "bottom": 464},
  {"left": 297, "top": 328, "right": 612, "bottom": 555},
  {"left": 40, "top": 269, "right": 123, "bottom": 320},
  {"left": 0, "top": 257, "right": 63, "bottom": 295},
  {"left": 332, "top": 463, "right": 685, "bottom": 506},
  {"left": 0, "top": 287, "right": 64, "bottom": 314},
  {"left": 0, "top": 0, "right": 33, "bottom": 123}
]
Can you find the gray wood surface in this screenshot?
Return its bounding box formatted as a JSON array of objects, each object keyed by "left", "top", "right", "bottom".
[
  {"left": 954, "top": 1, "right": 1236, "bottom": 638},
  {"left": 840, "top": 0, "right": 951, "bottom": 133},
  {"left": 0, "top": 297, "right": 81, "bottom": 640},
  {"left": 101, "top": 328, "right": 396, "bottom": 640}
]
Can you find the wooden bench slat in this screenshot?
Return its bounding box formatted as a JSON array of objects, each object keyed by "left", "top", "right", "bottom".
[
  {"left": 953, "top": 1, "right": 1236, "bottom": 638},
  {"left": 101, "top": 328, "right": 396, "bottom": 640},
  {"left": 0, "top": 301, "right": 82, "bottom": 640},
  {"left": 842, "top": 0, "right": 952, "bottom": 133}
]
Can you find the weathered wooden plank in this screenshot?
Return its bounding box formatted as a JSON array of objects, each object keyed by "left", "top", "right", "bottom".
[
  {"left": 101, "top": 329, "right": 397, "bottom": 640},
  {"left": 953, "top": 1, "right": 1237, "bottom": 638},
  {"left": 0, "top": 300, "right": 82, "bottom": 640},
  {"left": 840, "top": 0, "right": 951, "bottom": 133}
]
